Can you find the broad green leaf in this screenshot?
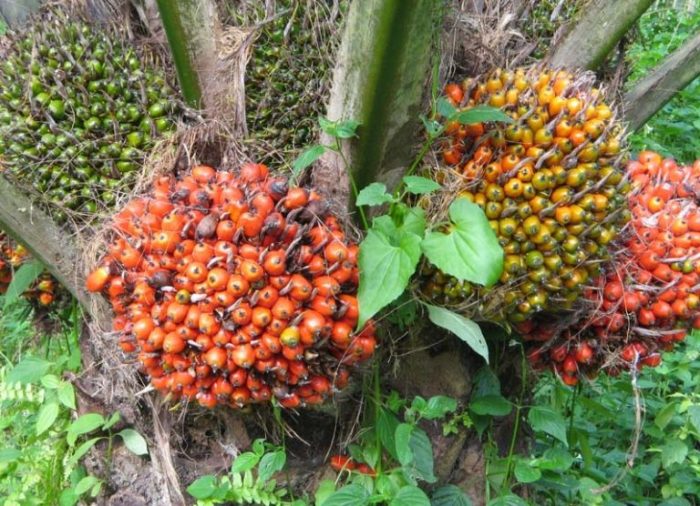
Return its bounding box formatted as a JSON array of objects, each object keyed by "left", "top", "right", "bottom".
[
  {"left": 431, "top": 485, "right": 472, "bottom": 506},
  {"left": 8, "top": 357, "right": 52, "bottom": 384},
  {"left": 74, "top": 476, "right": 99, "bottom": 496},
  {"left": 36, "top": 402, "right": 60, "bottom": 435},
  {"left": 436, "top": 97, "right": 457, "bottom": 119},
  {"left": 390, "top": 486, "right": 430, "bottom": 506},
  {"left": 661, "top": 440, "right": 688, "bottom": 468},
  {"left": 538, "top": 448, "right": 573, "bottom": 471},
  {"left": 514, "top": 460, "right": 541, "bottom": 483},
  {"left": 59, "top": 489, "right": 79, "bottom": 506},
  {"left": 425, "top": 305, "right": 489, "bottom": 363},
  {"left": 318, "top": 116, "right": 337, "bottom": 136},
  {"left": 321, "top": 483, "right": 370, "bottom": 506},
  {"left": 357, "top": 223, "right": 421, "bottom": 329},
  {"left": 187, "top": 475, "right": 217, "bottom": 500},
  {"left": 470, "top": 395, "right": 512, "bottom": 416},
  {"left": 356, "top": 182, "right": 394, "bottom": 207},
  {"left": 58, "top": 382, "right": 76, "bottom": 410},
  {"left": 403, "top": 176, "right": 440, "bottom": 195},
  {"left": 528, "top": 407, "right": 568, "bottom": 447},
  {"left": 0, "top": 448, "right": 21, "bottom": 463},
  {"left": 4, "top": 259, "right": 44, "bottom": 309},
  {"left": 687, "top": 405, "right": 700, "bottom": 434},
  {"left": 487, "top": 495, "right": 528, "bottom": 506},
  {"left": 408, "top": 428, "right": 436, "bottom": 483},
  {"left": 395, "top": 423, "right": 414, "bottom": 466},
  {"left": 67, "top": 413, "right": 106, "bottom": 446},
  {"left": 453, "top": 105, "right": 513, "bottom": 125},
  {"left": 421, "top": 198, "right": 504, "bottom": 287},
  {"left": 471, "top": 367, "right": 501, "bottom": 398},
  {"left": 401, "top": 207, "right": 427, "bottom": 237},
  {"left": 315, "top": 479, "right": 337, "bottom": 506},
  {"left": 117, "top": 429, "right": 148, "bottom": 456},
  {"left": 231, "top": 451, "right": 260, "bottom": 473},
  {"left": 258, "top": 450, "right": 286, "bottom": 483},
  {"left": 377, "top": 408, "right": 400, "bottom": 459},
  {"left": 335, "top": 119, "right": 361, "bottom": 138},
  {"left": 423, "top": 396, "right": 458, "bottom": 420},
  {"left": 252, "top": 439, "right": 265, "bottom": 456},
  {"left": 655, "top": 402, "right": 677, "bottom": 429},
  {"left": 292, "top": 145, "right": 326, "bottom": 177},
  {"left": 376, "top": 475, "right": 399, "bottom": 497},
  {"left": 41, "top": 374, "right": 61, "bottom": 389},
  {"left": 102, "top": 412, "right": 121, "bottom": 431},
  {"left": 421, "top": 115, "right": 443, "bottom": 137}
]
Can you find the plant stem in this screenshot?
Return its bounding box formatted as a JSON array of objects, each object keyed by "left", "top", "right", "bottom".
[
  {"left": 373, "top": 357, "right": 382, "bottom": 474},
  {"left": 568, "top": 382, "right": 580, "bottom": 436},
  {"left": 503, "top": 345, "right": 528, "bottom": 488}
]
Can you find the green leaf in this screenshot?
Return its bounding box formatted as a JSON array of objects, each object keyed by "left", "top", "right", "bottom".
[
  {"left": 538, "top": 448, "right": 573, "bottom": 471},
  {"left": 436, "top": 97, "right": 457, "bottom": 119},
  {"left": 528, "top": 407, "right": 568, "bottom": 447},
  {"left": 321, "top": 483, "right": 369, "bottom": 506},
  {"left": 422, "top": 396, "right": 458, "bottom": 420},
  {"left": 117, "top": 429, "right": 148, "bottom": 456},
  {"left": 470, "top": 395, "right": 512, "bottom": 416},
  {"left": 335, "top": 119, "right": 361, "bottom": 138},
  {"left": 67, "top": 437, "right": 104, "bottom": 469},
  {"left": 486, "top": 495, "right": 528, "bottom": 506},
  {"left": 661, "top": 440, "right": 688, "bottom": 468},
  {"left": 377, "top": 408, "right": 400, "bottom": 459},
  {"left": 403, "top": 176, "right": 440, "bottom": 195},
  {"left": 395, "top": 423, "right": 414, "bottom": 466},
  {"left": 292, "top": 145, "right": 326, "bottom": 177},
  {"left": 357, "top": 221, "right": 421, "bottom": 329},
  {"left": 231, "top": 451, "right": 260, "bottom": 473},
  {"left": 4, "top": 259, "right": 44, "bottom": 309},
  {"left": 453, "top": 105, "right": 513, "bottom": 125},
  {"left": 408, "top": 428, "right": 436, "bottom": 483},
  {"left": 102, "top": 412, "right": 121, "bottom": 431},
  {"left": 36, "top": 402, "right": 60, "bottom": 435},
  {"left": 688, "top": 405, "right": 700, "bottom": 434},
  {"left": 421, "top": 198, "right": 504, "bottom": 287},
  {"left": 401, "top": 207, "right": 427, "bottom": 237},
  {"left": 58, "top": 382, "right": 76, "bottom": 410},
  {"left": 315, "top": 479, "right": 337, "bottom": 506},
  {"left": 41, "top": 374, "right": 61, "bottom": 389},
  {"left": 421, "top": 115, "right": 443, "bottom": 137},
  {"left": 425, "top": 305, "right": 489, "bottom": 363},
  {"left": 514, "top": 460, "right": 541, "bottom": 483},
  {"left": 356, "top": 182, "right": 395, "bottom": 207},
  {"left": 187, "top": 475, "right": 217, "bottom": 500},
  {"left": 67, "top": 413, "right": 106, "bottom": 446},
  {"left": 471, "top": 367, "right": 501, "bottom": 398},
  {"left": 0, "top": 448, "right": 22, "bottom": 463},
  {"left": 258, "top": 450, "right": 286, "bottom": 483},
  {"left": 655, "top": 402, "right": 677, "bottom": 429},
  {"left": 252, "top": 439, "right": 265, "bottom": 456},
  {"left": 74, "top": 476, "right": 99, "bottom": 496},
  {"left": 431, "top": 485, "right": 472, "bottom": 506},
  {"left": 8, "top": 357, "right": 52, "bottom": 384},
  {"left": 390, "top": 486, "right": 430, "bottom": 506}
]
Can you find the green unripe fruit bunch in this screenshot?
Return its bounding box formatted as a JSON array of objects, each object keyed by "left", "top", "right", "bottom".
[{"left": 0, "top": 9, "right": 180, "bottom": 222}]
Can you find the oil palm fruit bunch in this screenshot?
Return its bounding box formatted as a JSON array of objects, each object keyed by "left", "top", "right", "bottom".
[
  {"left": 0, "top": 10, "right": 179, "bottom": 222},
  {"left": 86, "top": 163, "right": 375, "bottom": 409},
  {"left": 422, "top": 67, "right": 630, "bottom": 323},
  {"left": 0, "top": 232, "right": 57, "bottom": 305},
  {"left": 242, "top": 0, "right": 341, "bottom": 157},
  {"left": 522, "top": 151, "right": 700, "bottom": 385}
]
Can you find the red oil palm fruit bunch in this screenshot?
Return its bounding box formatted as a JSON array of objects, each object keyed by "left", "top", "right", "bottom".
[
  {"left": 522, "top": 151, "right": 700, "bottom": 384},
  {"left": 423, "top": 67, "right": 630, "bottom": 324},
  {"left": 87, "top": 163, "right": 376, "bottom": 409}
]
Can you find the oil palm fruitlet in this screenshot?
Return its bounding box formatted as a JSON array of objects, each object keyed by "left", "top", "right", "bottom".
[
  {"left": 422, "top": 67, "right": 630, "bottom": 323},
  {"left": 0, "top": 9, "right": 180, "bottom": 221}
]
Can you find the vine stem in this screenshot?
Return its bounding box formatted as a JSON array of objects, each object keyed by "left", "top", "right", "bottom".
[{"left": 503, "top": 345, "right": 528, "bottom": 488}]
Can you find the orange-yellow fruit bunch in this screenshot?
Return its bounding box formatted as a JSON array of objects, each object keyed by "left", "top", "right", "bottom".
[
  {"left": 522, "top": 151, "right": 700, "bottom": 385},
  {"left": 86, "top": 163, "right": 376, "bottom": 410},
  {"left": 422, "top": 67, "right": 630, "bottom": 323},
  {"left": 0, "top": 232, "right": 56, "bottom": 305}
]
